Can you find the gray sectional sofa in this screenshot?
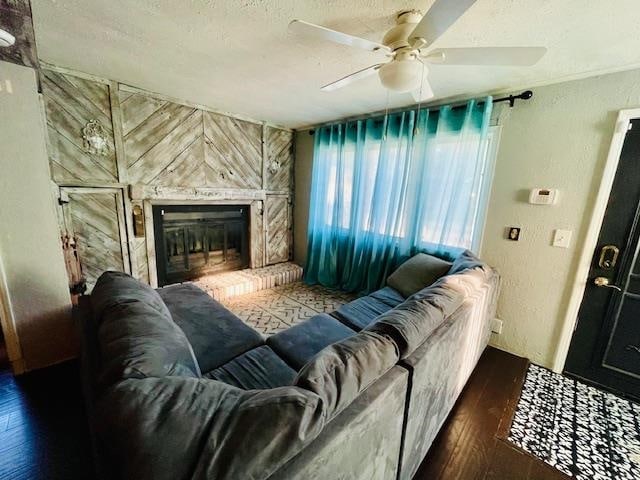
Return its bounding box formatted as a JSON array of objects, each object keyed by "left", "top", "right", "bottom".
[{"left": 76, "top": 250, "right": 499, "bottom": 480}]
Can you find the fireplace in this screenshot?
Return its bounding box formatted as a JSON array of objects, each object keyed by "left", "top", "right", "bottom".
[{"left": 152, "top": 204, "right": 249, "bottom": 286}]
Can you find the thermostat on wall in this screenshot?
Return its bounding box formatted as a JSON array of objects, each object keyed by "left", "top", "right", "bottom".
[{"left": 529, "top": 188, "right": 558, "bottom": 205}]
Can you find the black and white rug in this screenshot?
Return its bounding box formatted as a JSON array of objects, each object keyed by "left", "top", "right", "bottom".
[{"left": 508, "top": 364, "right": 640, "bottom": 479}]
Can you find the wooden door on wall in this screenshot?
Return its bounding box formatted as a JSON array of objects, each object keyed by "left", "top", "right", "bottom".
[
  {"left": 265, "top": 195, "right": 291, "bottom": 265},
  {"left": 58, "top": 187, "right": 130, "bottom": 293}
]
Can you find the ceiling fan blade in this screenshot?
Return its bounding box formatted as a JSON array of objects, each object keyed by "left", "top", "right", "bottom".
[
  {"left": 321, "top": 64, "right": 383, "bottom": 92},
  {"left": 289, "top": 20, "right": 391, "bottom": 53},
  {"left": 424, "top": 47, "right": 547, "bottom": 66},
  {"left": 409, "top": 0, "right": 477, "bottom": 46},
  {"left": 411, "top": 65, "right": 435, "bottom": 102},
  {"left": 411, "top": 82, "right": 435, "bottom": 103}
]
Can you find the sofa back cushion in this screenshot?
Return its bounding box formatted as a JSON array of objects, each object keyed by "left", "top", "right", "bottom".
[
  {"left": 294, "top": 331, "right": 399, "bottom": 420},
  {"left": 407, "top": 276, "right": 466, "bottom": 317},
  {"left": 95, "top": 377, "right": 326, "bottom": 480},
  {"left": 369, "top": 253, "right": 495, "bottom": 359},
  {"left": 447, "top": 249, "right": 485, "bottom": 275},
  {"left": 91, "top": 272, "right": 201, "bottom": 386},
  {"left": 387, "top": 253, "right": 452, "bottom": 297}
]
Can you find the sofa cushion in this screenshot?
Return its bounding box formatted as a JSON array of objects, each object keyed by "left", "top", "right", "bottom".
[
  {"left": 205, "top": 346, "right": 296, "bottom": 390},
  {"left": 295, "top": 331, "right": 399, "bottom": 420},
  {"left": 267, "top": 314, "right": 355, "bottom": 370},
  {"left": 95, "top": 376, "right": 326, "bottom": 480},
  {"left": 333, "top": 296, "right": 396, "bottom": 331},
  {"left": 367, "top": 276, "right": 466, "bottom": 359},
  {"left": 387, "top": 253, "right": 452, "bottom": 298},
  {"left": 365, "top": 299, "right": 445, "bottom": 360},
  {"left": 91, "top": 272, "right": 201, "bottom": 385},
  {"left": 158, "top": 283, "right": 264, "bottom": 372},
  {"left": 408, "top": 276, "right": 466, "bottom": 318},
  {"left": 369, "top": 286, "right": 405, "bottom": 307},
  {"left": 91, "top": 270, "right": 171, "bottom": 321},
  {"left": 448, "top": 249, "right": 484, "bottom": 275}
]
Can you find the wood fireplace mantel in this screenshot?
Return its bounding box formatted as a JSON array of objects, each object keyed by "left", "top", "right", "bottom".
[{"left": 129, "top": 184, "right": 269, "bottom": 202}]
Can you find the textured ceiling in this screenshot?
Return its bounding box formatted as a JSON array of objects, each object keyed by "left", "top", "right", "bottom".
[{"left": 31, "top": 0, "right": 640, "bottom": 128}]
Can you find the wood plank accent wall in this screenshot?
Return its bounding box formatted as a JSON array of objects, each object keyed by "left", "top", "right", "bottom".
[
  {"left": 265, "top": 195, "right": 292, "bottom": 265},
  {"left": 42, "top": 70, "right": 118, "bottom": 184},
  {"left": 265, "top": 126, "right": 294, "bottom": 192},
  {"left": 59, "top": 187, "right": 129, "bottom": 291},
  {"left": 40, "top": 66, "right": 294, "bottom": 290}
]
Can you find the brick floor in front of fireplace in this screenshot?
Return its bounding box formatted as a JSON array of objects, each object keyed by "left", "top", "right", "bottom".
[{"left": 221, "top": 282, "right": 358, "bottom": 335}]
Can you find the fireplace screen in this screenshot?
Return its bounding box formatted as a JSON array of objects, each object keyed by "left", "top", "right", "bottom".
[{"left": 153, "top": 204, "right": 249, "bottom": 286}]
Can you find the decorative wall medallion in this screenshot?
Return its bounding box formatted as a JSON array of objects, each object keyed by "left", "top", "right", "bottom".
[
  {"left": 268, "top": 160, "right": 281, "bottom": 174},
  {"left": 82, "top": 120, "right": 110, "bottom": 156}
]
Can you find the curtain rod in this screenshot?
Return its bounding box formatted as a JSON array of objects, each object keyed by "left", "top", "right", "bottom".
[{"left": 308, "top": 90, "right": 533, "bottom": 134}]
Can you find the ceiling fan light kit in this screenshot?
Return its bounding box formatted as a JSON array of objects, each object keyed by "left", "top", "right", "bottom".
[
  {"left": 289, "top": 0, "right": 546, "bottom": 102},
  {"left": 379, "top": 54, "right": 424, "bottom": 93}
]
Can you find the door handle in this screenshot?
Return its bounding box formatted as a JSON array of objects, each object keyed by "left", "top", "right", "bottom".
[
  {"left": 594, "top": 276, "right": 622, "bottom": 292},
  {"left": 598, "top": 245, "right": 619, "bottom": 269}
]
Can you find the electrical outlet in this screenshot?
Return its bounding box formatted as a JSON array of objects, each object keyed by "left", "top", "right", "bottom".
[
  {"left": 0, "top": 79, "right": 13, "bottom": 94},
  {"left": 491, "top": 318, "right": 503, "bottom": 334},
  {"left": 552, "top": 229, "right": 572, "bottom": 248},
  {"left": 507, "top": 227, "right": 521, "bottom": 241}
]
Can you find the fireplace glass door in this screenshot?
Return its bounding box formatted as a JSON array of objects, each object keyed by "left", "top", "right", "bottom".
[{"left": 153, "top": 205, "right": 249, "bottom": 286}]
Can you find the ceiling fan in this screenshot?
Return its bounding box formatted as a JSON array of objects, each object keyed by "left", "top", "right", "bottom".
[{"left": 289, "top": 0, "right": 546, "bottom": 102}]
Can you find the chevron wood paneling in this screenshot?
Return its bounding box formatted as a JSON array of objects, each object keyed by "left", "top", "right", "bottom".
[
  {"left": 41, "top": 70, "right": 118, "bottom": 184},
  {"left": 251, "top": 201, "right": 265, "bottom": 269},
  {"left": 132, "top": 237, "right": 149, "bottom": 283},
  {"left": 61, "top": 189, "right": 127, "bottom": 292},
  {"left": 265, "top": 127, "right": 293, "bottom": 192},
  {"left": 44, "top": 69, "right": 294, "bottom": 290},
  {"left": 265, "top": 195, "right": 291, "bottom": 265},
  {"left": 203, "top": 111, "right": 263, "bottom": 189},
  {"left": 120, "top": 91, "right": 264, "bottom": 190},
  {"left": 122, "top": 94, "right": 203, "bottom": 186}
]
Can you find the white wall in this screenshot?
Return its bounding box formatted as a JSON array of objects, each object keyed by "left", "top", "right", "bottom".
[
  {"left": 293, "top": 130, "right": 313, "bottom": 265},
  {"left": 483, "top": 68, "right": 640, "bottom": 368},
  {"left": 293, "top": 68, "right": 640, "bottom": 369},
  {"left": 0, "top": 61, "right": 76, "bottom": 372}
]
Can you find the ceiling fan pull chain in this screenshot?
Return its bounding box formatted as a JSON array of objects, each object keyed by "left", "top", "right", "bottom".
[{"left": 382, "top": 89, "right": 390, "bottom": 141}]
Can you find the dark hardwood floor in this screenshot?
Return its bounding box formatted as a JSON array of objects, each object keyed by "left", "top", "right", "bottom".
[
  {"left": 414, "top": 347, "right": 569, "bottom": 480},
  {"left": 0, "top": 362, "right": 93, "bottom": 480},
  {"left": 0, "top": 347, "right": 568, "bottom": 480}
]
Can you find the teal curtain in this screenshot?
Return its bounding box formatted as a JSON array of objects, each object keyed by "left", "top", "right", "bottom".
[{"left": 305, "top": 98, "right": 493, "bottom": 293}]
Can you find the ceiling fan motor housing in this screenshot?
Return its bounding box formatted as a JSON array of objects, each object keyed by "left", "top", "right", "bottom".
[{"left": 382, "top": 10, "right": 423, "bottom": 50}]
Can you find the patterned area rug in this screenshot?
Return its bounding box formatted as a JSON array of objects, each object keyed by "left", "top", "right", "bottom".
[
  {"left": 222, "top": 282, "right": 358, "bottom": 335},
  {"left": 508, "top": 364, "right": 640, "bottom": 479}
]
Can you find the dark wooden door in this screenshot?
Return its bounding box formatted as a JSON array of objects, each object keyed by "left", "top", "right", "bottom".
[{"left": 565, "top": 119, "right": 640, "bottom": 400}]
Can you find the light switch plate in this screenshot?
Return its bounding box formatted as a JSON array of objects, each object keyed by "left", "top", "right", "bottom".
[
  {"left": 553, "top": 229, "right": 572, "bottom": 248},
  {"left": 491, "top": 318, "right": 503, "bottom": 334}
]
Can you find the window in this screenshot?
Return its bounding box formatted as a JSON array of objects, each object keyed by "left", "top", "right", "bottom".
[
  {"left": 306, "top": 99, "right": 495, "bottom": 291},
  {"left": 320, "top": 126, "right": 500, "bottom": 253}
]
